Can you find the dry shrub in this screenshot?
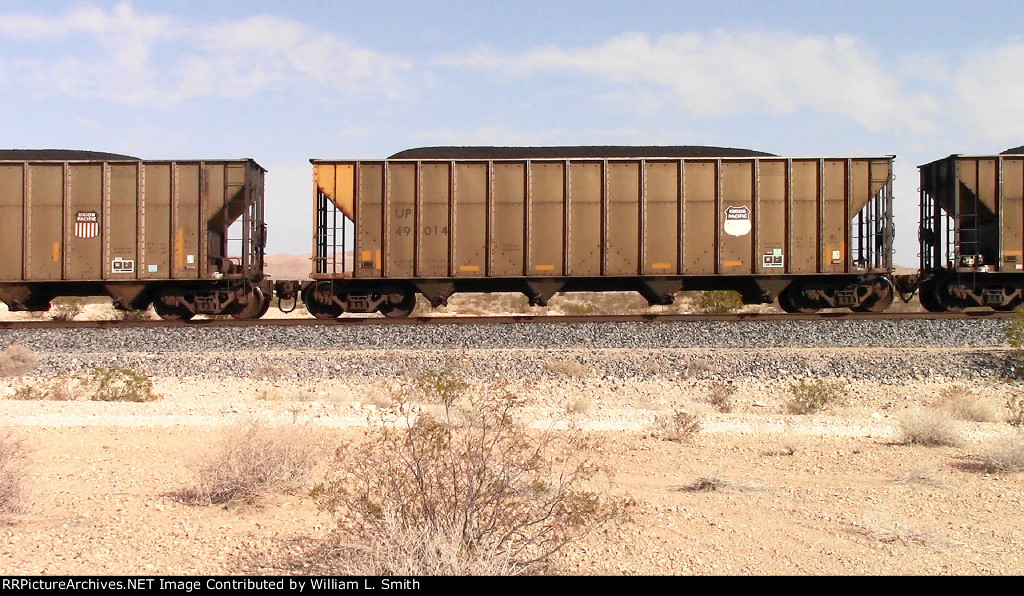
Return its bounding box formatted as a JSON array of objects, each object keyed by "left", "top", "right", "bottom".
[
  {"left": 676, "top": 474, "right": 760, "bottom": 494},
  {"left": 48, "top": 298, "right": 84, "bottom": 322},
  {"left": 90, "top": 367, "right": 158, "bottom": 402},
  {"left": 1007, "top": 394, "right": 1024, "bottom": 427},
  {"left": 0, "top": 345, "right": 38, "bottom": 377},
  {"left": 367, "top": 393, "right": 395, "bottom": 409},
  {"left": 553, "top": 299, "right": 599, "bottom": 316},
  {"left": 316, "top": 513, "right": 517, "bottom": 576},
  {"left": 936, "top": 386, "right": 1000, "bottom": 422},
  {"left": 1003, "top": 314, "right": 1024, "bottom": 418},
  {"left": 688, "top": 291, "right": 743, "bottom": 314},
  {"left": 1005, "top": 308, "right": 1024, "bottom": 349},
  {"left": 0, "top": 429, "right": 28, "bottom": 513},
  {"left": 181, "top": 421, "right": 324, "bottom": 505},
  {"left": 451, "top": 293, "right": 532, "bottom": 316},
  {"left": 409, "top": 368, "right": 470, "bottom": 407},
  {"left": 685, "top": 360, "right": 716, "bottom": 378},
  {"left": 114, "top": 308, "right": 153, "bottom": 321},
  {"left": 679, "top": 475, "right": 725, "bottom": 492},
  {"left": 977, "top": 432, "right": 1024, "bottom": 472},
  {"left": 706, "top": 382, "right": 736, "bottom": 413},
  {"left": 896, "top": 466, "right": 950, "bottom": 488},
  {"left": 770, "top": 433, "right": 807, "bottom": 456},
  {"left": 899, "top": 407, "right": 961, "bottom": 447},
  {"left": 853, "top": 516, "right": 943, "bottom": 548},
  {"left": 11, "top": 378, "right": 79, "bottom": 401},
  {"left": 312, "top": 375, "right": 630, "bottom": 575},
  {"left": 653, "top": 409, "right": 702, "bottom": 442},
  {"left": 551, "top": 292, "right": 651, "bottom": 315},
  {"left": 259, "top": 388, "right": 321, "bottom": 402},
  {"left": 785, "top": 378, "right": 847, "bottom": 415},
  {"left": 413, "top": 295, "right": 434, "bottom": 317}
]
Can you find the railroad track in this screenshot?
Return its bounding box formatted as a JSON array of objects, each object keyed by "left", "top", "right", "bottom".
[{"left": 0, "top": 309, "right": 1013, "bottom": 330}]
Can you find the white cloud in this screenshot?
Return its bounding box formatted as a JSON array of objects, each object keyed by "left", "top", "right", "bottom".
[
  {"left": 0, "top": 2, "right": 174, "bottom": 40},
  {"left": 898, "top": 51, "right": 953, "bottom": 85},
  {"left": 443, "top": 31, "right": 941, "bottom": 134},
  {"left": 0, "top": 3, "right": 411, "bottom": 105},
  {"left": 955, "top": 42, "right": 1024, "bottom": 142},
  {"left": 170, "top": 16, "right": 411, "bottom": 102}
]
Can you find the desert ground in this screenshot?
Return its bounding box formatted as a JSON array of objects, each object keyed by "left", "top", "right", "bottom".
[{"left": 1, "top": 296, "right": 1023, "bottom": 576}]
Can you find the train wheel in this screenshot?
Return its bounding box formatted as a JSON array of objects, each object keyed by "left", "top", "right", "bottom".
[
  {"left": 917, "top": 279, "right": 944, "bottom": 312},
  {"left": 778, "top": 285, "right": 816, "bottom": 314},
  {"left": 256, "top": 292, "right": 273, "bottom": 318},
  {"left": 852, "top": 278, "right": 895, "bottom": 313},
  {"left": 935, "top": 279, "right": 967, "bottom": 313},
  {"left": 310, "top": 305, "right": 343, "bottom": 319},
  {"left": 777, "top": 290, "right": 799, "bottom": 313},
  {"left": 991, "top": 294, "right": 1020, "bottom": 312},
  {"left": 303, "top": 282, "right": 344, "bottom": 319},
  {"left": 153, "top": 300, "right": 194, "bottom": 321},
  {"left": 379, "top": 290, "right": 417, "bottom": 318},
  {"left": 231, "top": 287, "right": 268, "bottom": 320}
]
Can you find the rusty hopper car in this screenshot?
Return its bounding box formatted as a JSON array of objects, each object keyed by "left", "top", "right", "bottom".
[
  {"left": 918, "top": 150, "right": 1024, "bottom": 311},
  {"left": 0, "top": 151, "right": 272, "bottom": 320},
  {"left": 297, "top": 147, "right": 895, "bottom": 317}
]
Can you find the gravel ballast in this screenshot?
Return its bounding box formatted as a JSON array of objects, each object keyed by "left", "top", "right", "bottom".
[
  {"left": 0, "top": 317, "right": 1010, "bottom": 353},
  {"left": 0, "top": 318, "right": 1017, "bottom": 382}
]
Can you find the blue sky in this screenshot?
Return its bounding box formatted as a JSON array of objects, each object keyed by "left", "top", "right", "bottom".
[{"left": 3, "top": 0, "right": 1023, "bottom": 265}]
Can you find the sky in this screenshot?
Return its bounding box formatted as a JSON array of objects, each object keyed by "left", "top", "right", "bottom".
[{"left": 2, "top": 0, "right": 1023, "bottom": 266}]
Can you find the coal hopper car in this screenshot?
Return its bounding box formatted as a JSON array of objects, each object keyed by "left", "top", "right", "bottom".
[
  {"left": 918, "top": 149, "right": 1024, "bottom": 311},
  {"left": 284, "top": 146, "right": 896, "bottom": 317},
  {"left": 0, "top": 150, "right": 272, "bottom": 320}
]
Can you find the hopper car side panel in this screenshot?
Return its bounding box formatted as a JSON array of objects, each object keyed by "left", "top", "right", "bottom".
[
  {"left": 682, "top": 161, "right": 716, "bottom": 274},
  {"left": 491, "top": 162, "right": 526, "bottom": 277},
  {"left": 569, "top": 162, "right": 602, "bottom": 276},
  {"left": 642, "top": 162, "right": 679, "bottom": 275},
  {"left": 755, "top": 161, "right": 786, "bottom": 275},
  {"left": 453, "top": 163, "right": 487, "bottom": 277},
  {"left": 789, "top": 160, "right": 818, "bottom": 274},
  {"left": 530, "top": 161, "right": 564, "bottom": 277},
  {"left": 0, "top": 165, "right": 24, "bottom": 281}
]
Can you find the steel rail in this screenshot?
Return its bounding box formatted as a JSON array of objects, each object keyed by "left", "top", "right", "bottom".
[{"left": 0, "top": 310, "right": 1012, "bottom": 330}]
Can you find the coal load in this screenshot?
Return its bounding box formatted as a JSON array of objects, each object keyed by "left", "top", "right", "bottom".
[
  {"left": 389, "top": 145, "right": 776, "bottom": 159},
  {"left": 0, "top": 149, "right": 140, "bottom": 160}
]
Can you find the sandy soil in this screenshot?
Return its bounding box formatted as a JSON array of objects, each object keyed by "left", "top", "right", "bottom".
[{"left": 1, "top": 368, "right": 1022, "bottom": 576}]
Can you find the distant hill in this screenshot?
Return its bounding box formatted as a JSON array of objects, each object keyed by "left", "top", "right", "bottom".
[
  {"left": 264, "top": 254, "right": 313, "bottom": 281},
  {"left": 264, "top": 253, "right": 353, "bottom": 280}
]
